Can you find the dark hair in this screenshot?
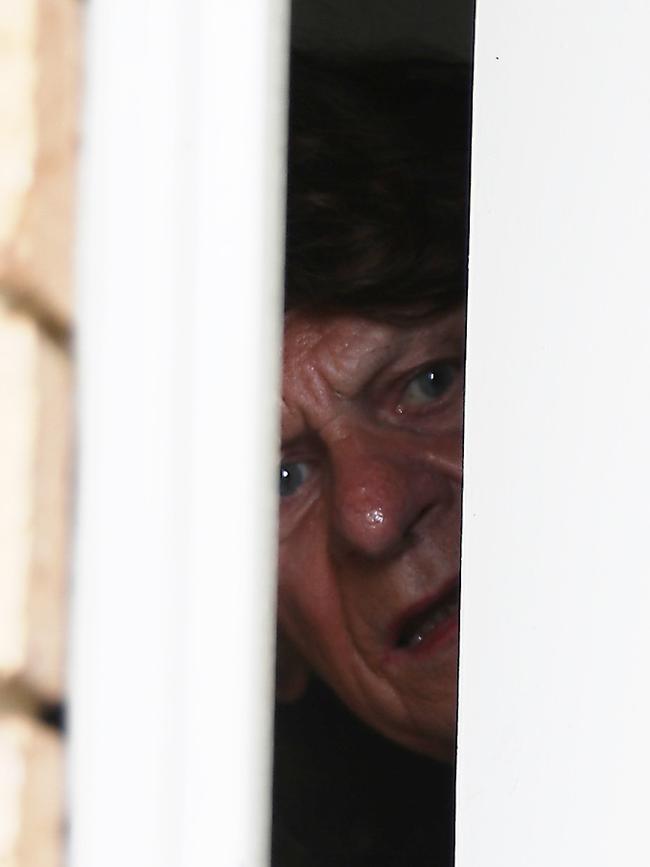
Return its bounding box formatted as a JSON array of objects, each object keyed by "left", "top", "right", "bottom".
[{"left": 284, "top": 53, "right": 472, "bottom": 319}]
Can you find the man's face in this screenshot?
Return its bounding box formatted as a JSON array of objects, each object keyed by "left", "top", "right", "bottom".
[{"left": 277, "top": 306, "right": 465, "bottom": 760}]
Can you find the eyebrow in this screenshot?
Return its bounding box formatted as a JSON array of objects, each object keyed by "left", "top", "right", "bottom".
[
  {"left": 324, "top": 344, "right": 401, "bottom": 397},
  {"left": 279, "top": 314, "right": 465, "bottom": 443},
  {"left": 280, "top": 400, "right": 306, "bottom": 444},
  {"left": 279, "top": 341, "right": 404, "bottom": 449}
]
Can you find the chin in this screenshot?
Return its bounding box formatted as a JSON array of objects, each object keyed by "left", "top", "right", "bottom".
[{"left": 390, "top": 719, "right": 457, "bottom": 762}]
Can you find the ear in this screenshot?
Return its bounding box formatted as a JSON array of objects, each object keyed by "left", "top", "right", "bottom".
[{"left": 275, "top": 629, "right": 310, "bottom": 702}]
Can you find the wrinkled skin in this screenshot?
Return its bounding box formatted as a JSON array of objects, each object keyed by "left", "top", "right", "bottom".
[{"left": 277, "top": 307, "right": 465, "bottom": 760}]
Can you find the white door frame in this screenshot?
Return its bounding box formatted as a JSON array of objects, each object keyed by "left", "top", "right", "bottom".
[{"left": 69, "top": 2, "right": 290, "bottom": 864}]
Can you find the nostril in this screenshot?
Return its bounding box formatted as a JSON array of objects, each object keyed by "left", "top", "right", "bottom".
[{"left": 405, "top": 503, "right": 435, "bottom": 542}]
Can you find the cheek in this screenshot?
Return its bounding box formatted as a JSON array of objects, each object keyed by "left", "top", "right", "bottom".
[
  {"left": 277, "top": 529, "right": 326, "bottom": 636},
  {"left": 277, "top": 545, "right": 352, "bottom": 676},
  {"left": 277, "top": 558, "right": 337, "bottom": 641},
  {"left": 277, "top": 499, "right": 333, "bottom": 609}
]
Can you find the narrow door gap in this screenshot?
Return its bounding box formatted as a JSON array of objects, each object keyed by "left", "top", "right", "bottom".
[{"left": 273, "top": 2, "right": 475, "bottom": 863}]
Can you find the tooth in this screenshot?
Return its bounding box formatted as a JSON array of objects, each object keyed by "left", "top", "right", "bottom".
[{"left": 407, "top": 602, "right": 455, "bottom": 648}]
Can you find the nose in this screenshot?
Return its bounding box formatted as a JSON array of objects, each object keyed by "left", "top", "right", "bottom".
[{"left": 326, "top": 425, "right": 461, "bottom": 560}]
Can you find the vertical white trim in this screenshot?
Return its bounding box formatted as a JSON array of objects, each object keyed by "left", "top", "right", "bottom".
[
  {"left": 69, "top": 2, "right": 289, "bottom": 865},
  {"left": 179, "top": 3, "right": 289, "bottom": 864},
  {"left": 457, "top": 1, "right": 650, "bottom": 865}
]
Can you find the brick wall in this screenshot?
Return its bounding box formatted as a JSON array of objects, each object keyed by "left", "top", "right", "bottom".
[{"left": 0, "top": 0, "right": 80, "bottom": 863}]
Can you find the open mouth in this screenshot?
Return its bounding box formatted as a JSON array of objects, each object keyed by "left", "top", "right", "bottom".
[{"left": 393, "top": 579, "right": 460, "bottom": 652}]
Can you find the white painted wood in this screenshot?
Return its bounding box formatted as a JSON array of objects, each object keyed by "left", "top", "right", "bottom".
[
  {"left": 69, "top": 1, "right": 289, "bottom": 865},
  {"left": 457, "top": 1, "right": 650, "bottom": 865}
]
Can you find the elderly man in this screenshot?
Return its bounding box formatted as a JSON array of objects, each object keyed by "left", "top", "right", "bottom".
[{"left": 273, "top": 53, "right": 471, "bottom": 866}]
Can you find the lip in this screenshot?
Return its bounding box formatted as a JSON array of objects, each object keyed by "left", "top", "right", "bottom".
[{"left": 387, "top": 576, "right": 460, "bottom": 660}]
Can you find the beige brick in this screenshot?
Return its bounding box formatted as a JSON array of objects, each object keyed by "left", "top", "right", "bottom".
[
  {"left": 0, "top": 301, "right": 71, "bottom": 702},
  {"left": 0, "top": 716, "right": 63, "bottom": 867},
  {"left": 0, "top": 0, "right": 81, "bottom": 324}
]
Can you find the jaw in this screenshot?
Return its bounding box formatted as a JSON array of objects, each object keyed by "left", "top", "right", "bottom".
[
  {"left": 277, "top": 549, "right": 461, "bottom": 759},
  {"left": 320, "top": 625, "right": 460, "bottom": 761}
]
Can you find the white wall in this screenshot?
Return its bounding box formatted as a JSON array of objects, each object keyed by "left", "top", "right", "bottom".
[{"left": 457, "top": 1, "right": 650, "bottom": 864}]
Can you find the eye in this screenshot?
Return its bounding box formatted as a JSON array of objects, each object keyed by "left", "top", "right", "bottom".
[
  {"left": 401, "top": 361, "right": 457, "bottom": 407},
  {"left": 280, "top": 461, "right": 310, "bottom": 498}
]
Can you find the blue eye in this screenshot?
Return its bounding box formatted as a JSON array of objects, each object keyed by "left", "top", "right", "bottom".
[
  {"left": 402, "top": 362, "right": 456, "bottom": 406},
  {"left": 280, "top": 462, "right": 309, "bottom": 497}
]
